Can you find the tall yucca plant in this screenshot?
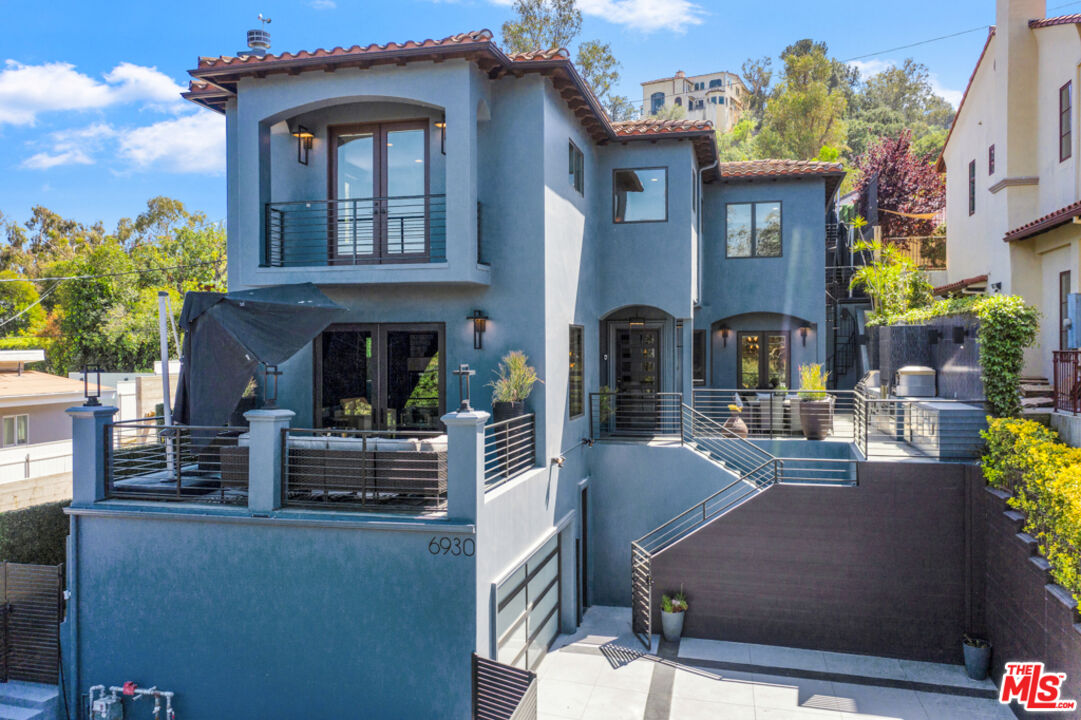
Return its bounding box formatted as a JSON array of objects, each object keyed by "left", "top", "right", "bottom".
[{"left": 489, "top": 350, "right": 541, "bottom": 403}]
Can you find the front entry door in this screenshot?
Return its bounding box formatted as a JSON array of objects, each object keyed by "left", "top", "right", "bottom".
[
  {"left": 317, "top": 323, "right": 444, "bottom": 430},
  {"left": 613, "top": 326, "right": 661, "bottom": 433},
  {"left": 737, "top": 331, "right": 790, "bottom": 389}
]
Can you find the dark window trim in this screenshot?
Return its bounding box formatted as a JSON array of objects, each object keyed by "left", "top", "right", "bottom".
[
  {"left": 1061, "top": 270, "right": 1072, "bottom": 351},
  {"left": 724, "top": 200, "right": 784, "bottom": 259},
  {"left": 968, "top": 160, "right": 976, "bottom": 216},
  {"left": 568, "top": 324, "right": 585, "bottom": 419},
  {"left": 568, "top": 140, "right": 584, "bottom": 196},
  {"left": 692, "top": 329, "right": 707, "bottom": 386},
  {"left": 611, "top": 166, "right": 669, "bottom": 224},
  {"left": 736, "top": 330, "right": 792, "bottom": 390},
  {"left": 988, "top": 144, "right": 995, "bottom": 175},
  {"left": 1061, "top": 81, "right": 1073, "bottom": 163}
]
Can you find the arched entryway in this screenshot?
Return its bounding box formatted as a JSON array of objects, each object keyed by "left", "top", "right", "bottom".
[
  {"left": 708, "top": 312, "right": 819, "bottom": 390},
  {"left": 599, "top": 306, "right": 678, "bottom": 394}
]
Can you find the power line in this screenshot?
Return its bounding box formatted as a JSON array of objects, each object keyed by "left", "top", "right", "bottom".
[
  {"left": 0, "top": 284, "right": 59, "bottom": 329},
  {"left": 0, "top": 260, "right": 224, "bottom": 284}
]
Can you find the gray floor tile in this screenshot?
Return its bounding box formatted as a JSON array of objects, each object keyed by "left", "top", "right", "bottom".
[
  {"left": 749, "top": 644, "right": 828, "bottom": 672},
  {"left": 669, "top": 696, "right": 757, "bottom": 719},
  {"left": 898, "top": 659, "right": 993, "bottom": 690},
  {"left": 819, "top": 651, "right": 905, "bottom": 681},
  {"left": 538, "top": 678, "right": 593, "bottom": 719},
  {"left": 914, "top": 691, "right": 1016, "bottom": 720},
  {"left": 678, "top": 637, "right": 755, "bottom": 664},
  {"left": 829, "top": 681, "right": 928, "bottom": 720}
]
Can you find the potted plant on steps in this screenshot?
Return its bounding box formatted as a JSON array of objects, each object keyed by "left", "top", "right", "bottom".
[
  {"left": 798, "top": 363, "right": 834, "bottom": 440},
  {"left": 661, "top": 589, "right": 688, "bottom": 642},
  {"left": 488, "top": 350, "right": 541, "bottom": 422},
  {"left": 962, "top": 634, "right": 991, "bottom": 681},
  {"left": 723, "top": 402, "right": 749, "bottom": 439}
]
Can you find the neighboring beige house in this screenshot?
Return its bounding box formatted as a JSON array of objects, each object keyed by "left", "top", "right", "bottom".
[
  {"left": 0, "top": 350, "right": 116, "bottom": 511},
  {"left": 938, "top": 0, "right": 1081, "bottom": 381},
  {"left": 641, "top": 70, "right": 746, "bottom": 131}
]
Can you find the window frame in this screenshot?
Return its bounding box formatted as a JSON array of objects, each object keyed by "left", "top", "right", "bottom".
[
  {"left": 1061, "top": 271, "right": 1072, "bottom": 351},
  {"left": 692, "top": 329, "right": 707, "bottom": 386},
  {"left": 611, "top": 166, "right": 669, "bottom": 224},
  {"left": 568, "top": 324, "right": 585, "bottom": 419},
  {"left": 2, "top": 414, "right": 28, "bottom": 448},
  {"left": 736, "top": 330, "right": 791, "bottom": 390},
  {"left": 724, "top": 201, "right": 784, "bottom": 259},
  {"left": 1061, "top": 81, "right": 1073, "bottom": 163},
  {"left": 568, "top": 140, "right": 584, "bottom": 196},
  {"left": 968, "top": 160, "right": 976, "bottom": 216},
  {"left": 988, "top": 144, "right": 995, "bottom": 175}
]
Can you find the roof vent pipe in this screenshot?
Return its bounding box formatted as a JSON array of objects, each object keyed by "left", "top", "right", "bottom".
[{"left": 239, "top": 14, "right": 271, "bottom": 58}]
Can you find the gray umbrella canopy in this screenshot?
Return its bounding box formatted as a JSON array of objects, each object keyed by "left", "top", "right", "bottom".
[{"left": 172, "top": 283, "right": 346, "bottom": 427}]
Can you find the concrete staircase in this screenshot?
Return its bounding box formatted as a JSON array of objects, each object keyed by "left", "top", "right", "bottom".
[
  {"left": 1020, "top": 376, "right": 1054, "bottom": 421},
  {"left": 0, "top": 682, "right": 61, "bottom": 720}
]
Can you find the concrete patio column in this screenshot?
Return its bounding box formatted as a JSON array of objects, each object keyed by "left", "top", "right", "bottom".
[
  {"left": 67, "top": 404, "right": 118, "bottom": 505},
  {"left": 244, "top": 408, "right": 295, "bottom": 513},
  {"left": 442, "top": 408, "right": 489, "bottom": 523}
]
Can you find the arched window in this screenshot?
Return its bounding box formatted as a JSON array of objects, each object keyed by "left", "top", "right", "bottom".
[
  {"left": 650, "top": 91, "right": 664, "bottom": 114},
  {"left": 674, "top": 97, "right": 682, "bottom": 107}
]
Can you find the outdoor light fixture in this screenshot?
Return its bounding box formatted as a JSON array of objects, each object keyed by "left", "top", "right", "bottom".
[
  {"left": 991, "top": 282, "right": 1002, "bottom": 292},
  {"left": 719, "top": 324, "right": 730, "bottom": 347},
  {"left": 82, "top": 364, "right": 102, "bottom": 407},
  {"left": 435, "top": 114, "right": 446, "bottom": 155},
  {"left": 952, "top": 325, "right": 968, "bottom": 345},
  {"left": 628, "top": 316, "right": 646, "bottom": 328},
  {"left": 928, "top": 328, "right": 942, "bottom": 345},
  {"left": 799, "top": 322, "right": 811, "bottom": 347},
  {"left": 468, "top": 309, "right": 489, "bottom": 349},
  {"left": 292, "top": 125, "right": 314, "bottom": 165},
  {"left": 263, "top": 363, "right": 282, "bottom": 408}
]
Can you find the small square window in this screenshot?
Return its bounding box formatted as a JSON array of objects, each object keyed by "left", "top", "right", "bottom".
[
  {"left": 2, "top": 415, "right": 28, "bottom": 447},
  {"left": 613, "top": 167, "right": 667, "bottom": 223},
  {"left": 568, "top": 141, "right": 584, "bottom": 195},
  {"left": 726, "top": 202, "right": 782, "bottom": 258}
]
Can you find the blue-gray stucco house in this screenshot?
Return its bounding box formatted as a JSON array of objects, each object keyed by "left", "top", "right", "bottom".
[{"left": 62, "top": 29, "right": 847, "bottom": 719}]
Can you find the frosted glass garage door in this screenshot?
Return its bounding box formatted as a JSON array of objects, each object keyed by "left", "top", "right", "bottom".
[{"left": 495, "top": 534, "right": 561, "bottom": 670}]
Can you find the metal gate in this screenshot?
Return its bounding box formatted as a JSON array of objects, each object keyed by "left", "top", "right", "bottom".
[
  {"left": 0, "top": 562, "right": 63, "bottom": 685},
  {"left": 630, "top": 542, "right": 652, "bottom": 649},
  {"left": 472, "top": 653, "right": 537, "bottom": 720}
]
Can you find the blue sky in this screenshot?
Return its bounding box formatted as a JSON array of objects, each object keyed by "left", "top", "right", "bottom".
[{"left": 0, "top": 0, "right": 1063, "bottom": 231}]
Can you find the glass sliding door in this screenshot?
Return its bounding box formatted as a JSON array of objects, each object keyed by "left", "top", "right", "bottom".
[
  {"left": 383, "top": 125, "right": 428, "bottom": 258},
  {"left": 331, "top": 129, "right": 376, "bottom": 263},
  {"left": 383, "top": 327, "right": 442, "bottom": 431},
  {"left": 319, "top": 326, "right": 376, "bottom": 429}
]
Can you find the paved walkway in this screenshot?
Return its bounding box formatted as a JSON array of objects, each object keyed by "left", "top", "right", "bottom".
[{"left": 539, "top": 607, "right": 1013, "bottom": 720}]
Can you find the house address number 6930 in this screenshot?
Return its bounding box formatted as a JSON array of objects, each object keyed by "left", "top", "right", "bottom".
[{"left": 428, "top": 536, "right": 475, "bottom": 557}]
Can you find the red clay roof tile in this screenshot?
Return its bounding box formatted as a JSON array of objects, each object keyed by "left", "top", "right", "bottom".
[
  {"left": 1030, "top": 13, "right": 1081, "bottom": 28},
  {"left": 717, "top": 159, "right": 845, "bottom": 178},
  {"left": 933, "top": 274, "right": 988, "bottom": 297},
  {"left": 1004, "top": 199, "right": 1081, "bottom": 242}
]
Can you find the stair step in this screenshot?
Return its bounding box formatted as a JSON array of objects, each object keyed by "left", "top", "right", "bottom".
[
  {"left": 0, "top": 703, "right": 42, "bottom": 720},
  {"left": 0, "top": 683, "right": 59, "bottom": 710},
  {"left": 1021, "top": 397, "right": 1054, "bottom": 408}
]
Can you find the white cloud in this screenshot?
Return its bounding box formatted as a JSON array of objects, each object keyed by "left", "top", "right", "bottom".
[
  {"left": 847, "top": 59, "right": 892, "bottom": 79},
  {"left": 309, "top": 0, "right": 337, "bottom": 7},
  {"left": 20, "top": 123, "right": 117, "bottom": 170},
  {"left": 930, "top": 74, "right": 963, "bottom": 109},
  {"left": 118, "top": 112, "right": 225, "bottom": 174},
  {"left": 0, "top": 60, "right": 184, "bottom": 126},
  {"left": 21, "top": 149, "right": 94, "bottom": 170},
  {"left": 847, "top": 58, "right": 963, "bottom": 109}
]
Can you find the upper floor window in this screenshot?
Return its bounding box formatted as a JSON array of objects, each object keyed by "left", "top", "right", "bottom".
[
  {"left": 569, "top": 325, "right": 584, "bottom": 418},
  {"left": 568, "top": 141, "right": 584, "bottom": 195},
  {"left": 988, "top": 145, "right": 995, "bottom": 175},
  {"left": 2, "top": 414, "right": 27, "bottom": 447},
  {"left": 650, "top": 92, "right": 665, "bottom": 115},
  {"left": 726, "top": 202, "right": 781, "bottom": 258},
  {"left": 613, "top": 168, "right": 668, "bottom": 223},
  {"left": 692, "top": 330, "right": 706, "bottom": 385},
  {"left": 968, "top": 160, "right": 976, "bottom": 215},
  {"left": 674, "top": 97, "right": 683, "bottom": 107},
  {"left": 709, "top": 79, "right": 725, "bottom": 89},
  {"left": 1061, "top": 81, "right": 1073, "bottom": 162}
]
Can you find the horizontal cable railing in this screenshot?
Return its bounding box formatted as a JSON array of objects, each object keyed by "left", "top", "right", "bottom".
[
  {"left": 853, "top": 393, "right": 988, "bottom": 460},
  {"left": 1054, "top": 350, "right": 1081, "bottom": 414},
  {"left": 264, "top": 194, "right": 447, "bottom": 267},
  {"left": 681, "top": 403, "right": 775, "bottom": 477},
  {"left": 693, "top": 389, "right": 858, "bottom": 441},
  {"left": 105, "top": 421, "right": 247, "bottom": 503},
  {"left": 589, "top": 392, "right": 683, "bottom": 441},
  {"left": 484, "top": 414, "right": 536, "bottom": 490},
  {"left": 775, "top": 457, "right": 858, "bottom": 485},
  {"left": 281, "top": 428, "right": 447, "bottom": 513}
]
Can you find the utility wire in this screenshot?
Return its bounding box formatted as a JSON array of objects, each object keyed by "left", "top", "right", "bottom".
[
  {"left": 0, "top": 259, "right": 224, "bottom": 283},
  {"left": 0, "top": 283, "right": 59, "bottom": 329}
]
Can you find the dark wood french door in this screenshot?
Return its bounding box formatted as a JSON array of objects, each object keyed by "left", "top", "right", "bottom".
[
  {"left": 737, "top": 331, "right": 790, "bottom": 389},
  {"left": 612, "top": 325, "right": 662, "bottom": 432},
  {"left": 315, "top": 323, "right": 444, "bottom": 431},
  {"left": 328, "top": 120, "right": 430, "bottom": 263}
]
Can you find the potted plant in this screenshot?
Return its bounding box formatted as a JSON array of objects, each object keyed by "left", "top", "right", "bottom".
[
  {"left": 660, "top": 589, "right": 688, "bottom": 642},
  {"left": 488, "top": 350, "right": 541, "bottom": 423},
  {"left": 798, "top": 364, "right": 834, "bottom": 440},
  {"left": 962, "top": 634, "right": 991, "bottom": 681},
  {"left": 723, "top": 403, "right": 749, "bottom": 439}
]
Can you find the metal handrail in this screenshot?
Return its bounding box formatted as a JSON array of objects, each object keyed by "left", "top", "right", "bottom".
[{"left": 484, "top": 414, "right": 536, "bottom": 489}]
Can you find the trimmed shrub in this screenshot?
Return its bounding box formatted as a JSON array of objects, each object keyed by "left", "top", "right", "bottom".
[
  {"left": 981, "top": 418, "right": 1081, "bottom": 603},
  {"left": 0, "top": 501, "right": 69, "bottom": 567}
]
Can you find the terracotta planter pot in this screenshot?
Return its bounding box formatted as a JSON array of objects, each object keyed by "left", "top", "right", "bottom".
[
  {"left": 799, "top": 397, "right": 834, "bottom": 440},
  {"left": 723, "top": 415, "right": 749, "bottom": 439}
]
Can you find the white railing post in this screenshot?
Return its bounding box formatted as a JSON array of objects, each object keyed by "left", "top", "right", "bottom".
[
  {"left": 67, "top": 404, "right": 118, "bottom": 505},
  {"left": 244, "top": 408, "right": 294, "bottom": 513},
  {"left": 442, "top": 408, "right": 489, "bottom": 523}
]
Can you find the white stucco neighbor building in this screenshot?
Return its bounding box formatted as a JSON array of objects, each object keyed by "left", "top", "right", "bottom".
[
  {"left": 939, "top": 0, "right": 1081, "bottom": 380},
  {"left": 641, "top": 70, "right": 746, "bottom": 131}
]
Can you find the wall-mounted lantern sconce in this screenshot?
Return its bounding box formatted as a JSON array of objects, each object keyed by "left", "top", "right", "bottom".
[
  {"left": 799, "top": 322, "right": 811, "bottom": 347},
  {"left": 952, "top": 325, "right": 971, "bottom": 347},
  {"left": 468, "top": 309, "right": 489, "bottom": 349},
  {"left": 928, "top": 328, "right": 942, "bottom": 345},
  {"left": 991, "top": 282, "right": 1002, "bottom": 293},
  {"left": 263, "top": 363, "right": 282, "bottom": 408},
  {"left": 82, "top": 364, "right": 102, "bottom": 407},
  {"left": 435, "top": 114, "right": 446, "bottom": 155},
  {"left": 292, "top": 125, "right": 314, "bottom": 165},
  {"left": 719, "top": 324, "right": 730, "bottom": 347},
  {"left": 628, "top": 316, "right": 646, "bottom": 328}
]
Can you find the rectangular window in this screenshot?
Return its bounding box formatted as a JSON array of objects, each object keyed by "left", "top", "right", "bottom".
[
  {"left": 2, "top": 415, "right": 28, "bottom": 447},
  {"left": 737, "top": 331, "right": 790, "bottom": 389},
  {"left": 568, "top": 141, "right": 584, "bottom": 196},
  {"left": 726, "top": 202, "right": 782, "bottom": 258},
  {"left": 1061, "top": 82, "right": 1073, "bottom": 162},
  {"left": 1061, "top": 271, "right": 1072, "bottom": 350},
  {"left": 568, "top": 325, "right": 584, "bottom": 418},
  {"left": 613, "top": 167, "right": 668, "bottom": 223},
  {"left": 692, "top": 330, "right": 706, "bottom": 385},
  {"left": 968, "top": 160, "right": 976, "bottom": 215},
  {"left": 988, "top": 144, "right": 995, "bottom": 175}
]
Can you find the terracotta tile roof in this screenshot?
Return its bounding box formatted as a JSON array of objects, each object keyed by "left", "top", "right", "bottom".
[
  {"left": 1030, "top": 13, "right": 1081, "bottom": 28},
  {"left": 1004, "top": 199, "right": 1081, "bottom": 242},
  {"left": 933, "top": 274, "right": 988, "bottom": 297},
  {"left": 506, "top": 48, "right": 569, "bottom": 62},
  {"left": 717, "top": 159, "right": 845, "bottom": 179},
  {"left": 612, "top": 118, "right": 714, "bottom": 136},
  {"left": 936, "top": 27, "right": 996, "bottom": 173}
]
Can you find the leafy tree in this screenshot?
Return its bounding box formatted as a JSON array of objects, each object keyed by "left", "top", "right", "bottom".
[
  {"left": 0, "top": 270, "right": 45, "bottom": 337},
  {"left": 740, "top": 57, "right": 773, "bottom": 125},
  {"left": 848, "top": 59, "right": 955, "bottom": 158},
  {"left": 575, "top": 39, "right": 632, "bottom": 118},
  {"left": 716, "top": 118, "right": 759, "bottom": 161},
  {"left": 849, "top": 235, "right": 933, "bottom": 322},
  {"left": 652, "top": 103, "right": 688, "bottom": 121},
  {"left": 854, "top": 130, "right": 945, "bottom": 238},
  {"left": 757, "top": 44, "right": 848, "bottom": 159},
  {"left": 501, "top": 0, "right": 581, "bottom": 53}
]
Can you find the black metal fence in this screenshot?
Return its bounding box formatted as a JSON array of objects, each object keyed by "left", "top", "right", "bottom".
[
  {"left": 693, "top": 389, "right": 858, "bottom": 441},
  {"left": 0, "top": 562, "right": 63, "bottom": 685},
  {"left": 484, "top": 415, "right": 536, "bottom": 490},
  {"left": 589, "top": 392, "right": 683, "bottom": 440},
  {"left": 105, "top": 420, "right": 247, "bottom": 503},
  {"left": 472, "top": 653, "right": 537, "bottom": 720},
  {"left": 265, "top": 194, "right": 447, "bottom": 267},
  {"left": 1055, "top": 350, "right": 1081, "bottom": 414},
  {"left": 282, "top": 428, "right": 447, "bottom": 513}
]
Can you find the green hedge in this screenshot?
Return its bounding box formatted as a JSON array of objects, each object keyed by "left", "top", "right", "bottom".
[
  {"left": 981, "top": 418, "right": 1081, "bottom": 603},
  {"left": 0, "top": 501, "right": 70, "bottom": 567}
]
